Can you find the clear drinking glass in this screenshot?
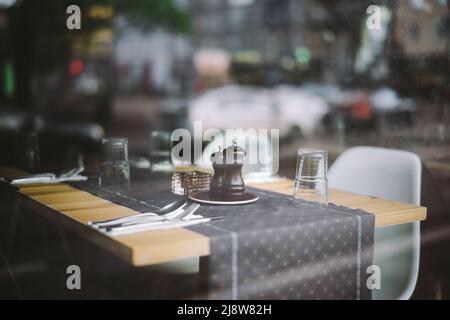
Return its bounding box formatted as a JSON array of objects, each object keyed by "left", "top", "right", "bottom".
[
  {"left": 149, "top": 130, "right": 173, "bottom": 171},
  {"left": 293, "top": 148, "right": 328, "bottom": 206},
  {"left": 23, "top": 131, "right": 40, "bottom": 169},
  {"left": 99, "top": 138, "right": 130, "bottom": 189}
]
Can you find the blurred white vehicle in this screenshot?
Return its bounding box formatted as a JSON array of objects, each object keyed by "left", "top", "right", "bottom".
[
  {"left": 369, "top": 87, "right": 416, "bottom": 114},
  {"left": 188, "top": 85, "right": 329, "bottom": 137},
  {"left": 301, "top": 82, "right": 345, "bottom": 105}
]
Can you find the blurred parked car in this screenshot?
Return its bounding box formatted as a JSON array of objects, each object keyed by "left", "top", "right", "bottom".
[
  {"left": 188, "top": 85, "right": 329, "bottom": 138},
  {"left": 370, "top": 86, "right": 416, "bottom": 125},
  {"left": 306, "top": 83, "right": 416, "bottom": 131},
  {"left": 301, "top": 82, "right": 374, "bottom": 131}
]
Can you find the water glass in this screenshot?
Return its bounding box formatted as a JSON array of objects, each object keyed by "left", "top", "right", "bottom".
[
  {"left": 23, "top": 131, "right": 40, "bottom": 169},
  {"left": 99, "top": 138, "right": 130, "bottom": 189},
  {"left": 293, "top": 148, "right": 328, "bottom": 206},
  {"left": 149, "top": 130, "right": 173, "bottom": 171}
]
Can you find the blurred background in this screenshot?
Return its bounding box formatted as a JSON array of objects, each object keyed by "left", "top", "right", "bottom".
[{"left": 0, "top": 0, "right": 449, "bottom": 299}]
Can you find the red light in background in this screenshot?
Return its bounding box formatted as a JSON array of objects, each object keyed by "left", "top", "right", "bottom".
[
  {"left": 69, "top": 59, "right": 84, "bottom": 76},
  {"left": 352, "top": 101, "right": 372, "bottom": 120}
]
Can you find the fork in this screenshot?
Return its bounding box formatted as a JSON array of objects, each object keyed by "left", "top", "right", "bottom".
[
  {"left": 105, "top": 216, "right": 223, "bottom": 236},
  {"left": 88, "top": 198, "right": 189, "bottom": 228},
  {"left": 104, "top": 203, "right": 202, "bottom": 234},
  {"left": 102, "top": 202, "right": 201, "bottom": 231}
]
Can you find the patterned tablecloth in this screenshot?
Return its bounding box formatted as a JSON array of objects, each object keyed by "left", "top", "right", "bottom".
[{"left": 72, "top": 170, "right": 375, "bottom": 300}]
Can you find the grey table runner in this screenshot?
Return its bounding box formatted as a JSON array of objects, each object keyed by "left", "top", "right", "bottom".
[{"left": 71, "top": 170, "right": 375, "bottom": 300}]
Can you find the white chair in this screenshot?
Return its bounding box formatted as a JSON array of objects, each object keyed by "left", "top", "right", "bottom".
[{"left": 328, "top": 146, "right": 421, "bottom": 300}]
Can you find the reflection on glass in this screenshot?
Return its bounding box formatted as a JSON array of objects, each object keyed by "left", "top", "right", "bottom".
[{"left": 24, "top": 131, "right": 40, "bottom": 170}]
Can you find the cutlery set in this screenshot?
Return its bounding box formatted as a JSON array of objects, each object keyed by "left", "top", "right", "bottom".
[{"left": 88, "top": 199, "right": 222, "bottom": 236}]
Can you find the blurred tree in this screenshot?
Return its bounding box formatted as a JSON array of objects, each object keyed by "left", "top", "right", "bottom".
[{"left": 108, "top": 0, "right": 191, "bottom": 33}]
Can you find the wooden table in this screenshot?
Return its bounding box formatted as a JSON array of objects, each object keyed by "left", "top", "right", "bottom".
[{"left": 1, "top": 169, "right": 427, "bottom": 267}]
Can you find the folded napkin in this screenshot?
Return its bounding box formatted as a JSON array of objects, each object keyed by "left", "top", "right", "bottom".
[
  {"left": 2, "top": 173, "right": 87, "bottom": 185},
  {"left": 1, "top": 166, "right": 89, "bottom": 186}
]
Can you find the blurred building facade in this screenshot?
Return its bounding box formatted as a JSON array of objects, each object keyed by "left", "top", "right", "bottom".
[
  {"left": 1, "top": 0, "right": 448, "bottom": 106},
  {"left": 393, "top": 0, "right": 449, "bottom": 96}
]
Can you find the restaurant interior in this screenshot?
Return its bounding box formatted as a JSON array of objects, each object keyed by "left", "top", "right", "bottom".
[{"left": 0, "top": 0, "right": 449, "bottom": 300}]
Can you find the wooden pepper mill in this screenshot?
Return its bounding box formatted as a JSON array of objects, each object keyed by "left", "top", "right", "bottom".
[
  {"left": 190, "top": 139, "right": 258, "bottom": 204},
  {"left": 210, "top": 139, "right": 246, "bottom": 200}
]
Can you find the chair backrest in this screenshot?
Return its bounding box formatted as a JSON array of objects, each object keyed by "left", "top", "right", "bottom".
[
  {"left": 328, "top": 146, "right": 421, "bottom": 300},
  {"left": 329, "top": 147, "right": 421, "bottom": 205}
]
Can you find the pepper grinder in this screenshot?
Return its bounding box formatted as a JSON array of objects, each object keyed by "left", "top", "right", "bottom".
[
  {"left": 189, "top": 139, "right": 258, "bottom": 204},
  {"left": 221, "top": 139, "right": 246, "bottom": 197}
]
